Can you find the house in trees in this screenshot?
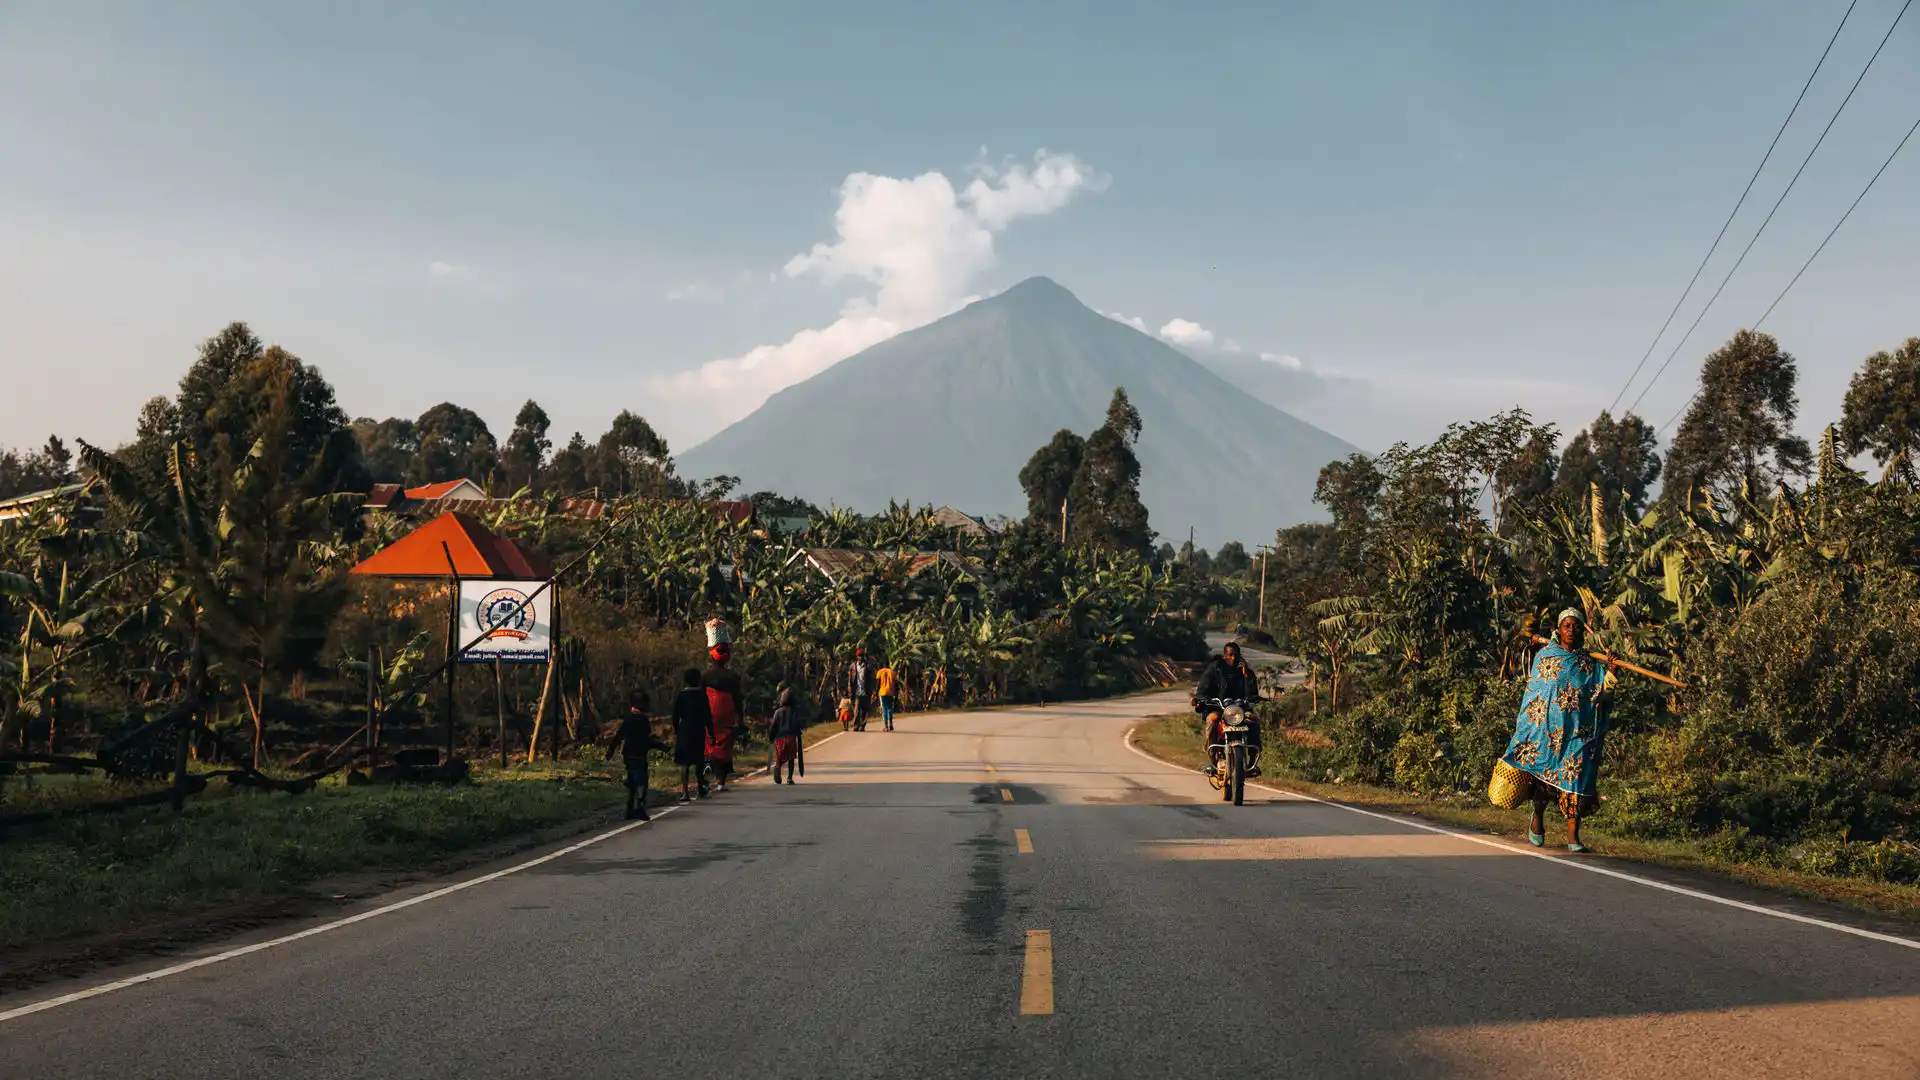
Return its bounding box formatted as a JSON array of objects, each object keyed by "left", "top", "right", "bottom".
[
  {"left": 0, "top": 482, "right": 93, "bottom": 527},
  {"left": 783, "top": 548, "right": 990, "bottom": 613},
  {"left": 930, "top": 506, "right": 993, "bottom": 537},
  {"left": 363, "top": 477, "right": 492, "bottom": 514}
]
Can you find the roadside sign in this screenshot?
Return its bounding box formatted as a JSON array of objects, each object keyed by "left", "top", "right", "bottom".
[{"left": 458, "top": 580, "right": 553, "bottom": 663}]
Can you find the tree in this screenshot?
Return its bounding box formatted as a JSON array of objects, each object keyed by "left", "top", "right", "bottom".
[
  {"left": 120, "top": 396, "right": 180, "bottom": 484},
  {"left": 0, "top": 436, "right": 77, "bottom": 500},
  {"left": 1213, "top": 541, "right": 1252, "bottom": 578},
  {"left": 1840, "top": 337, "right": 1920, "bottom": 479},
  {"left": 594, "top": 410, "right": 674, "bottom": 497},
  {"left": 411, "top": 403, "right": 500, "bottom": 488},
  {"left": 748, "top": 491, "right": 822, "bottom": 520},
  {"left": 1066, "top": 389, "right": 1152, "bottom": 553},
  {"left": 545, "top": 432, "right": 593, "bottom": 496},
  {"left": 1494, "top": 425, "right": 1559, "bottom": 532},
  {"left": 1555, "top": 410, "right": 1662, "bottom": 519},
  {"left": 502, "top": 400, "right": 553, "bottom": 492},
  {"left": 1313, "top": 453, "right": 1382, "bottom": 575},
  {"left": 1018, "top": 429, "right": 1084, "bottom": 526},
  {"left": 1663, "top": 330, "right": 1812, "bottom": 508},
  {"left": 350, "top": 417, "right": 417, "bottom": 483}
]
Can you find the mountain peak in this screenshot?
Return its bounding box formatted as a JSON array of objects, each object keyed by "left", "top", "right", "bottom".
[{"left": 987, "top": 276, "right": 1084, "bottom": 311}]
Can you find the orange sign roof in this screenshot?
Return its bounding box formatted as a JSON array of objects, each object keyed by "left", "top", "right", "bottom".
[{"left": 349, "top": 512, "right": 554, "bottom": 580}]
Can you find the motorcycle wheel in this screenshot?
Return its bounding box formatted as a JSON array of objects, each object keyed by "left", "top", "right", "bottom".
[
  {"left": 1230, "top": 747, "right": 1245, "bottom": 806},
  {"left": 1220, "top": 748, "right": 1234, "bottom": 802}
]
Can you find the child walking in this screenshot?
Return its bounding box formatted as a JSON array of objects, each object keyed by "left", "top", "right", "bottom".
[
  {"left": 606, "top": 690, "right": 668, "bottom": 820},
  {"left": 769, "top": 688, "right": 803, "bottom": 784},
  {"left": 672, "top": 668, "right": 714, "bottom": 802}
]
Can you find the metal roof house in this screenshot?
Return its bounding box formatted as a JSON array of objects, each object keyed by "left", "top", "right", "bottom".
[
  {"left": 0, "top": 482, "right": 94, "bottom": 526},
  {"left": 783, "top": 548, "right": 989, "bottom": 589}
]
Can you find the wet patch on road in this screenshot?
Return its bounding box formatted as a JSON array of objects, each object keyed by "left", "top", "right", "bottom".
[
  {"left": 957, "top": 832, "right": 1009, "bottom": 955},
  {"left": 972, "top": 783, "right": 1046, "bottom": 805}
]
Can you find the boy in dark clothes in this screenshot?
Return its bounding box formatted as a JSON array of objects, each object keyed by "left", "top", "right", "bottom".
[
  {"left": 606, "top": 690, "right": 668, "bottom": 820},
  {"left": 672, "top": 668, "right": 714, "bottom": 803},
  {"left": 769, "top": 688, "right": 804, "bottom": 784}
]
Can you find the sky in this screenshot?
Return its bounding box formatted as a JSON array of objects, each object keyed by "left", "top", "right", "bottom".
[{"left": 2, "top": 0, "right": 1916, "bottom": 460}]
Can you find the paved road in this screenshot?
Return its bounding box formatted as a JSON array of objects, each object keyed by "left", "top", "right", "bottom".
[{"left": 4, "top": 693, "right": 1918, "bottom": 1079}]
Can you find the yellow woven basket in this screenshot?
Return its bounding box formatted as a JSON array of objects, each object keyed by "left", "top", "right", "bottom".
[{"left": 1487, "top": 759, "right": 1534, "bottom": 809}]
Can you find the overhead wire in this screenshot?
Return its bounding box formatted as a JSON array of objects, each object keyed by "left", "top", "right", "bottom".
[
  {"left": 1660, "top": 104, "right": 1920, "bottom": 433},
  {"left": 1625, "top": 0, "right": 1914, "bottom": 422},
  {"left": 1603, "top": 0, "right": 1860, "bottom": 417}
]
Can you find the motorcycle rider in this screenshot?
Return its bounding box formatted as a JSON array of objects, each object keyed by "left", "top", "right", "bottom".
[{"left": 1194, "top": 642, "right": 1263, "bottom": 777}]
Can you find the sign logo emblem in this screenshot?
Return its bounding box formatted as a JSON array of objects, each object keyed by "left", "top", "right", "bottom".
[{"left": 476, "top": 587, "right": 536, "bottom": 640}]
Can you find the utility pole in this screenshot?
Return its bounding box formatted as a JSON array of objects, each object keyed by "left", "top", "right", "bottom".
[
  {"left": 1258, "top": 548, "right": 1269, "bottom": 630},
  {"left": 441, "top": 541, "right": 460, "bottom": 764},
  {"left": 1060, "top": 497, "right": 1069, "bottom": 546},
  {"left": 1175, "top": 526, "right": 1190, "bottom": 618}
]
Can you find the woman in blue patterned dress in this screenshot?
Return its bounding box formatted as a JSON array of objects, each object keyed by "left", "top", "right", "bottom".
[{"left": 1501, "top": 608, "right": 1615, "bottom": 852}]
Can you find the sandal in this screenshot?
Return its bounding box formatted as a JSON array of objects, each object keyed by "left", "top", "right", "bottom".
[
  {"left": 1566, "top": 842, "right": 1591, "bottom": 854},
  {"left": 1528, "top": 830, "right": 1545, "bottom": 847}
]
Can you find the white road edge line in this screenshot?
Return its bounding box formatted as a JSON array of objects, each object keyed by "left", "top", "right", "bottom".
[
  {"left": 1123, "top": 724, "right": 1920, "bottom": 952},
  {"left": 0, "top": 728, "right": 855, "bottom": 1025}
]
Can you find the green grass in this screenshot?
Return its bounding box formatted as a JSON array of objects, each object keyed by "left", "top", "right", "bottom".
[
  {"left": 1130, "top": 713, "right": 1920, "bottom": 925},
  {"left": 0, "top": 719, "right": 844, "bottom": 960}
]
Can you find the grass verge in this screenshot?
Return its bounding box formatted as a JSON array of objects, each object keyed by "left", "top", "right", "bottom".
[
  {"left": 0, "top": 720, "right": 844, "bottom": 968},
  {"left": 1131, "top": 713, "right": 1920, "bottom": 925}
]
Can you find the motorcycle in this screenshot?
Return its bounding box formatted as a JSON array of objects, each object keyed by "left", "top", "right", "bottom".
[{"left": 1203, "top": 697, "right": 1257, "bottom": 806}]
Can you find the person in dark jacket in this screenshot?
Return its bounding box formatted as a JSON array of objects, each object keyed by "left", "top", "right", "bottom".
[
  {"left": 1194, "top": 642, "right": 1264, "bottom": 776},
  {"left": 768, "top": 687, "right": 805, "bottom": 784},
  {"left": 845, "top": 647, "right": 872, "bottom": 731},
  {"left": 672, "top": 668, "right": 714, "bottom": 802},
  {"left": 606, "top": 689, "right": 669, "bottom": 820}
]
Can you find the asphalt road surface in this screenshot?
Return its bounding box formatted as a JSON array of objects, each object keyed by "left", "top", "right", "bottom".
[{"left": 3, "top": 692, "right": 1917, "bottom": 1079}]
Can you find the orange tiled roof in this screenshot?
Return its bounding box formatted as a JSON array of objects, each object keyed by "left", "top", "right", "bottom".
[{"left": 349, "top": 512, "right": 554, "bottom": 579}]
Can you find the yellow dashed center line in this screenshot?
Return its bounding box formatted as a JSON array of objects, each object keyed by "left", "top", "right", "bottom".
[
  {"left": 1021, "top": 930, "right": 1054, "bottom": 1015},
  {"left": 1015, "top": 828, "right": 1034, "bottom": 854},
  {"left": 1000, "top": 788, "right": 1014, "bottom": 802}
]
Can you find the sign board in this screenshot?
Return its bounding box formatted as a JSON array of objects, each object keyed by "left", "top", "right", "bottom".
[{"left": 457, "top": 580, "right": 554, "bottom": 663}]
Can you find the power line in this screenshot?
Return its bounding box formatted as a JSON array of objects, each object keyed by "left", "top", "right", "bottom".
[
  {"left": 1661, "top": 105, "right": 1920, "bottom": 434},
  {"left": 1751, "top": 111, "right": 1920, "bottom": 329},
  {"left": 1626, "top": 0, "right": 1913, "bottom": 421},
  {"left": 1604, "top": 0, "right": 1859, "bottom": 417}
]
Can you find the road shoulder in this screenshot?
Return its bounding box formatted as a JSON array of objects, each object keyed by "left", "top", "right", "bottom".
[{"left": 1127, "top": 712, "right": 1920, "bottom": 935}]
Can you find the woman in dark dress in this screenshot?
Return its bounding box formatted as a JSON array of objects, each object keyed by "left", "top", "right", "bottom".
[{"left": 671, "top": 668, "right": 713, "bottom": 802}]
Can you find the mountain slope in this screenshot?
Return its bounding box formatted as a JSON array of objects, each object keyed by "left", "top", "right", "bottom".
[{"left": 677, "top": 277, "right": 1360, "bottom": 547}]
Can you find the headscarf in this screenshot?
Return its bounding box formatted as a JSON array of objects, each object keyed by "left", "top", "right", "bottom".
[
  {"left": 1556, "top": 607, "right": 1584, "bottom": 627},
  {"left": 709, "top": 642, "right": 732, "bottom": 664}
]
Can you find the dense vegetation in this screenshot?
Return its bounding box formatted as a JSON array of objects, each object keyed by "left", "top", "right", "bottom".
[
  {"left": 0, "top": 324, "right": 1204, "bottom": 820},
  {"left": 1233, "top": 330, "right": 1920, "bottom": 886}
]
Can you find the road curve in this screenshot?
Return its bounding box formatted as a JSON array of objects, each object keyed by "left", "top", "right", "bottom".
[{"left": 3, "top": 692, "right": 1917, "bottom": 1079}]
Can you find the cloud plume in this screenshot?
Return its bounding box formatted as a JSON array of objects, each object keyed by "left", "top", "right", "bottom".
[{"left": 657, "top": 150, "right": 1106, "bottom": 431}]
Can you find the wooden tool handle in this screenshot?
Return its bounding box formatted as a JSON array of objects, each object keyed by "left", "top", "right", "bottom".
[{"left": 1528, "top": 635, "right": 1688, "bottom": 689}]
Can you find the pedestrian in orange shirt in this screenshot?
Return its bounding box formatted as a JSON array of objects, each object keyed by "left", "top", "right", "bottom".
[{"left": 875, "top": 660, "right": 898, "bottom": 732}]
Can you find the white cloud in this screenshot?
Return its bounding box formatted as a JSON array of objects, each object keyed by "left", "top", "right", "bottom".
[
  {"left": 1101, "top": 310, "right": 1149, "bottom": 332},
  {"left": 1157, "top": 318, "right": 1215, "bottom": 349},
  {"left": 1259, "top": 351, "right": 1305, "bottom": 370},
  {"left": 426, "top": 260, "right": 503, "bottom": 296},
  {"left": 666, "top": 281, "right": 716, "bottom": 301},
  {"left": 656, "top": 150, "right": 1105, "bottom": 428}
]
